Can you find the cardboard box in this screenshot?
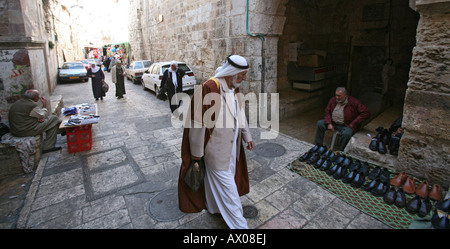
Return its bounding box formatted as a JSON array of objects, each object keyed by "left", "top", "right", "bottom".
[{"left": 298, "top": 54, "right": 324, "bottom": 67}]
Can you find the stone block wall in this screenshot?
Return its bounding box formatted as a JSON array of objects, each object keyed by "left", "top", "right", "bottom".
[
  {"left": 399, "top": 0, "right": 450, "bottom": 188},
  {"left": 128, "top": 0, "right": 288, "bottom": 94}
]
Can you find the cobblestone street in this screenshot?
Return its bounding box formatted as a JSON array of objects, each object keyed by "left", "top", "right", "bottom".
[{"left": 10, "top": 71, "right": 389, "bottom": 230}]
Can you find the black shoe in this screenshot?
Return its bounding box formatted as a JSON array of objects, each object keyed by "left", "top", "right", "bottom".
[
  {"left": 383, "top": 187, "right": 397, "bottom": 205},
  {"left": 43, "top": 146, "right": 62, "bottom": 154},
  {"left": 332, "top": 164, "right": 346, "bottom": 179},
  {"left": 371, "top": 181, "right": 388, "bottom": 196},
  {"left": 362, "top": 179, "right": 379, "bottom": 191},
  {"left": 368, "top": 166, "right": 381, "bottom": 180},
  {"left": 394, "top": 189, "right": 407, "bottom": 208},
  {"left": 298, "top": 152, "right": 311, "bottom": 162},
  {"left": 378, "top": 168, "right": 390, "bottom": 183},
  {"left": 350, "top": 173, "right": 366, "bottom": 188},
  {"left": 418, "top": 198, "right": 432, "bottom": 217},
  {"left": 406, "top": 195, "right": 422, "bottom": 214},
  {"left": 342, "top": 170, "right": 357, "bottom": 184},
  {"left": 358, "top": 162, "right": 370, "bottom": 177}
]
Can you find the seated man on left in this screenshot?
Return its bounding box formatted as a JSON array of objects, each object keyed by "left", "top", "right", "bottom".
[{"left": 8, "top": 89, "right": 64, "bottom": 153}]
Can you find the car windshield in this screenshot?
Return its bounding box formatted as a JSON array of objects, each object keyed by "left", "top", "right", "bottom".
[
  {"left": 79, "top": 60, "right": 88, "bottom": 64},
  {"left": 162, "top": 64, "right": 190, "bottom": 74},
  {"left": 143, "top": 61, "right": 152, "bottom": 68},
  {"left": 62, "top": 63, "right": 84, "bottom": 69}
]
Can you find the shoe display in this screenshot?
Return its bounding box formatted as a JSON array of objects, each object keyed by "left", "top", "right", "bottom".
[
  {"left": 347, "top": 160, "right": 360, "bottom": 172},
  {"left": 371, "top": 181, "right": 388, "bottom": 197},
  {"left": 403, "top": 177, "right": 416, "bottom": 194},
  {"left": 415, "top": 180, "right": 429, "bottom": 199},
  {"left": 383, "top": 187, "right": 397, "bottom": 205},
  {"left": 430, "top": 184, "right": 443, "bottom": 201},
  {"left": 332, "top": 164, "right": 346, "bottom": 179},
  {"left": 342, "top": 170, "right": 357, "bottom": 184},
  {"left": 306, "top": 153, "right": 320, "bottom": 164},
  {"left": 368, "top": 166, "right": 381, "bottom": 180},
  {"left": 378, "top": 140, "right": 387, "bottom": 154},
  {"left": 362, "top": 179, "right": 379, "bottom": 191},
  {"left": 309, "top": 145, "right": 320, "bottom": 154},
  {"left": 390, "top": 172, "right": 407, "bottom": 187},
  {"left": 358, "top": 162, "right": 370, "bottom": 177},
  {"left": 378, "top": 168, "right": 390, "bottom": 183},
  {"left": 418, "top": 198, "right": 432, "bottom": 218},
  {"left": 298, "top": 152, "right": 311, "bottom": 162},
  {"left": 326, "top": 163, "right": 339, "bottom": 176},
  {"left": 406, "top": 195, "right": 421, "bottom": 214},
  {"left": 369, "top": 138, "right": 378, "bottom": 151},
  {"left": 319, "top": 160, "right": 332, "bottom": 171},
  {"left": 436, "top": 198, "right": 450, "bottom": 212},
  {"left": 316, "top": 145, "right": 327, "bottom": 156},
  {"left": 350, "top": 172, "right": 366, "bottom": 188},
  {"left": 394, "top": 189, "right": 406, "bottom": 208},
  {"left": 314, "top": 156, "right": 325, "bottom": 169},
  {"left": 431, "top": 210, "right": 449, "bottom": 229}
]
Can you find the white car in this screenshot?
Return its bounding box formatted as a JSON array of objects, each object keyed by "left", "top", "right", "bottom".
[
  {"left": 125, "top": 60, "right": 153, "bottom": 83},
  {"left": 141, "top": 61, "right": 197, "bottom": 94}
]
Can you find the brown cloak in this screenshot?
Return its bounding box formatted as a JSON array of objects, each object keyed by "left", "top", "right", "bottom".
[{"left": 177, "top": 79, "right": 250, "bottom": 213}]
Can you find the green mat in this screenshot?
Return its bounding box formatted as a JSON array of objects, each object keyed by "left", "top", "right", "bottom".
[{"left": 287, "top": 158, "right": 417, "bottom": 229}]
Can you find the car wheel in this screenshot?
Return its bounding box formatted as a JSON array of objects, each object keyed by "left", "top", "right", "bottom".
[
  {"left": 141, "top": 79, "right": 146, "bottom": 90},
  {"left": 155, "top": 85, "right": 161, "bottom": 95}
]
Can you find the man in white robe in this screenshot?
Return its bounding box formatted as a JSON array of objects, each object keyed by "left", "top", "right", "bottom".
[{"left": 178, "top": 55, "right": 254, "bottom": 229}]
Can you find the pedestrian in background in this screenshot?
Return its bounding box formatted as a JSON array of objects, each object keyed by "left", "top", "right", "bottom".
[
  {"left": 178, "top": 55, "right": 255, "bottom": 229},
  {"left": 160, "top": 61, "right": 185, "bottom": 113},
  {"left": 111, "top": 60, "right": 126, "bottom": 99},
  {"left": 87, "top": 62, "right": 105, "bottom": 101}
]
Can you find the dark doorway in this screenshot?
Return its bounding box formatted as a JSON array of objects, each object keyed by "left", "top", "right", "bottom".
[{"left": 350, "top": 46, "right": 386, "bottom": 118}]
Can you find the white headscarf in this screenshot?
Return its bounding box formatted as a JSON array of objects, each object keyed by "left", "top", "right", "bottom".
[
  {"left": 214, "top": 55, "right": 249, "bottom": 78},
  {"left": 168, "top": 61, "right": 178, "bottom": 88},
  {"left": 90, "top": 63, "right": 100, "bottom": 73}
]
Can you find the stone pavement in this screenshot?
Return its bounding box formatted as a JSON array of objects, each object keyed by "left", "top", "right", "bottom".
[{"left": 16, "top": 71, "right": 390, "bottom": 229}]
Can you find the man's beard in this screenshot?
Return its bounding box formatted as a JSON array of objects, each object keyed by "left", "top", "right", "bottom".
[{"left": 232, "top": 75, "right": 241, "bottom": 89}]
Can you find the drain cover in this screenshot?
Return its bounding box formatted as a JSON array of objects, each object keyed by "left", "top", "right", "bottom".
[
  {"left": 243, "top": 205, "right": 258, "bottom": 219},
  {"left": 147, "top": 188, "right": 185, "bottom": 222},
  {"left": 253, "top": 143, "right": 286, "bottom": 157}
]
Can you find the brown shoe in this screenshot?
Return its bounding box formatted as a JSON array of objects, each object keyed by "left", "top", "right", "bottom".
[
  {"left": 403, "top": 177, "right": 416, "bottom": 194},
  {"left": 430, "top": 184, "right": 443, "bottom": 201},
  {"left": 390, "top": 172, "right": 407, "bottom": 187},
  {"left": 415, "top": 180, "right": 429, "bottom": 198}
]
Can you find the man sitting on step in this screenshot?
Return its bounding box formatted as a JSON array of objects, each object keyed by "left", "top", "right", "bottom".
[{"left": 314, "top": 87, "right": 370, "bottom": 151}]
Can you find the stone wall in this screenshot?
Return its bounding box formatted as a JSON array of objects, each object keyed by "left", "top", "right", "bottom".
[
  {"left": 0, "top": 0, "right": 83, "bottom": 124},
  {"left": 399, "top": 0, "right": 450, "bottom": 188},
  {"left": 128, "top": 0, "right": 288, "bottom": 94}
]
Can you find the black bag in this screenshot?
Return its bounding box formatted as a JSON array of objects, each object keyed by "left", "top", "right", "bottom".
[
  {"left": 184, "top": 159, "right": 206, "bottom": 192},
  {"left": 102, "top": 80, "right": 109, "bottom": 93}
]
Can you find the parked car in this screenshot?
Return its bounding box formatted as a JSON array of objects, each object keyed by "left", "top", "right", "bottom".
[
  {"left": 126, "top": 60, "right": 153, "bottom": 83},
  {"left": 78, "top": 60, "right": 90, "bottom": 70},
  {"left": 141, "top": 61, "right": 197, "bottom": 94},
  {"left": 87, "top": 59, "right": 102, "bottom": 67},
  {"left": 58, "top": 62, "right": 88, "bottom": 83}
]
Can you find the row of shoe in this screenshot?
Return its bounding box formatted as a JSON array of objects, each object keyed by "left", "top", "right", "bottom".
[
  {"left": 390, "top": 172, "right": 443, "bottom": 201},
  {"left": 383, "top": 187, "right": 433, "bottom": 217},
  {"left": 368, "top": 126, "right": 402, "bottom": 155},
  {"left": 298, "top": 145, "right": 371, "bottom": 188}
]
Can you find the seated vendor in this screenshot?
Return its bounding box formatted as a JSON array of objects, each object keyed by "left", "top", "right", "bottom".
[
  {"left": 8, "top": 89, "right": 64, "bottom": 153},
  {"left": 315, "top": 87, "right": 370, "bottom": 151}
]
